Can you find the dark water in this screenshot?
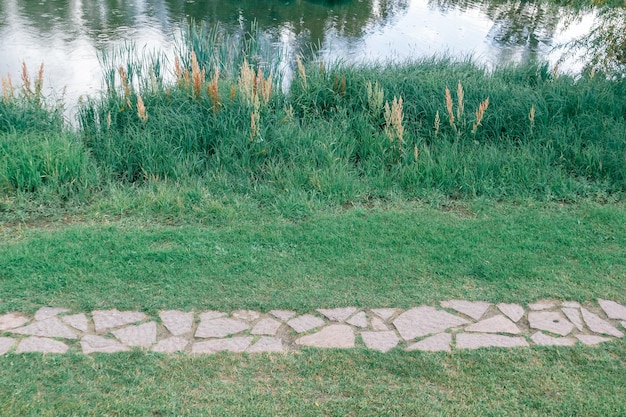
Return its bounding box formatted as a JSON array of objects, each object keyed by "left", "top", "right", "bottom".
[{"left": 0, "top": 0, "right": 592, "bottom": 102}]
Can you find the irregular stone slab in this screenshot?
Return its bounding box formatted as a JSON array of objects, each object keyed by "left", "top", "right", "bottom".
[
  {"left": 465, "top": 315, "right": 520, "bottom": 334},
  {"left": 393, "top": 307, "right": 469, "bottom": 341},
  {"left": 159, "top": 310, "right": 193, "bottom": 336},
  {"left": 598, "top": 299, "right": 626, "bottom": 320},
  {"left": 0, "top": 337, "right": 16, "bottom": 355},
  {"left": 81, "top": 335, "right": 130, "bottom": 353},
  {"left": 11, "top": 317, "right": 77, "bottom": 339},
  {"left": 152, "top": 337, "right": 189, "bottom": 353},
  {"left": 531, "top": 332, "right": 576, "bottom": 346},
  {"left": 497, "top": 303, "right": 525, "bottom": 323},
  {"left": 16, "top": 337, "right": 68, "bottom": 354},
  {"left": 361, "top": 331, "right": 399, "bottom": 353},
  {"left": 287, "top": 315, "right": 325, "bottom": 333},
  {"left": 622, "top": 321, "right": 626, "bottom": 330},
  {"left": 34, "top": 307, "right": 69, "bottom": 321},
  {"left": 61, "top": 313, "right": 89, "bottom": 332},
  {"left": 346, "top": 312, "right": 367, "bottom": 328},
  {"left": 528, "top": 301, "right": 557, "bottom": 311},
  {"left": 232, "top": 310, "right": 261, "bottom": 322},
  {"left": 575, "top": 334, "right": 611, "bottom": 346},
  {"left": 406, "top": 333, "right": 452, "bottom": 352},
  {"left": 112, "top": 322, "right": 157, "bottom": 348},
  {"left": 195, "top": 318, "right": 248, "bottom": 338},
  {"left": 441, "top": 300, "right": 490, "bottom": 320},
  {"left": 528, "top": 311, "right": 574, "bottom": 336},
  {"left": 456, "top": 333, "right": 529, "bottom": 350},
  {"left": 371, "top": 308, "right": 398, "bottom": 321},
  {"left": 92, "top": 310, "right": 146, "bottom": 333},
  {"left": 0, "top": 313, "right": 29, "bottom": 331},
  {"left": 296, "top": 325, "right": 355, "bottom": 349},
  {"left": 562, "top": 301, "right": 581, "bottom": 308},
  {"left": 270, "top": 310, "right": 296, "bottom": 321},
  {"left": 317, "top": 307, "right": 357, "bottom": 322},
  {"left": 247, "top": 336, "right": 283, "bottom": 353},
  {"left": 580, "top": 308, "right": 623, "bottom": 338},
  {"left": 251, "top": 318, "right": 282, "bottom": 335},
  {"left": 192, "top": 337, "right": 253, "bottom": 353},
  {"left": 199, "top": 311, "right": 227, "bottom": 321},
  {"left": 371, "top": 316, "right": 389, "bottom": 331},
  {"left": 562, "top": 308, "right": 584, "bottom": 331}
]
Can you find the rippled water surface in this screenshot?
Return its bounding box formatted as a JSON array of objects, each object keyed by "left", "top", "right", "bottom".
[{"left": 0, "top": 0, "right": 593, "bottom": 101}]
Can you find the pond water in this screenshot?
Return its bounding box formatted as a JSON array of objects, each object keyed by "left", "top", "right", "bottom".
[{"left": 0, "top": 0, "right": 593, "bottom": 103}]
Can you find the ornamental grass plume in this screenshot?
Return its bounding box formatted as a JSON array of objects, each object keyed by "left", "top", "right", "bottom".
[
  {"left": 472, "top": 97, "right": 490, "bottom": 135},
  {"left": 1, "top": 73, "right": 14, "bottom": 104},
  {"left": 296, "top": 55, "right": 307, "bottom": 89},
  {"left": 456, "top": 80, "right": 464, "bottom": 121},
  {"left": 208, "top": 68, "right": 220, "bottom": 113},
  {"left": 137, "top": 94, "right": 148, "bottom": 123},
  {"left": 434, "top": 110, "right": 440, "bottom": 137},
  {"left": 21, "top": 61, "right": 31, "bottom": 99},
  {"left": 384, "top": 95, "right": 404, "bottom": 150},
  {"left": 118, "top": 66, "right": 131, "bottom": 99},
  {"left": 365, "top": 80, "right": 384, "bottom": 115},
  {"left": 529, "top": 104, "right": 536, "bottom": 130},
  {"left": 445, "top": 86, "right": 454, "bottom": 127},
  {"left": 190, "top": 51, "right": 205, "bottom": 98}
]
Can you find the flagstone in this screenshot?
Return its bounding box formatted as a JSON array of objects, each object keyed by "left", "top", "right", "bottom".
[
  {"left": 270, "top": 310, "right": 296, "bottom": 321},
  {"left": 528, "top": 301, "right": 557, "bottom": 311},
  {"left": 0, "top": 337, "right": 16, "bottom": 355},
  {"left": 92, "top": 310, "right": 146, "bottom": 333},
  {"left": 195, "top": 318, "right": 248, "bottom": 338},
  {"left": 192, "top": 336, "right": 253, "bottom": 353},
  {"left": 580, "top": 308, "right": 623, "bottom": 338},
  {"left": 287, "top": 314, "right": 325, "bottom": 333},
  {"left": 11, "top": 317, "right": 77, "bottom": 339},
  {"left": 393, "top": 307, "right": 469, "bottom": 341},
  {"left": 598, "top": 299, "right": 626, "bottom": 320},
  {"left": 152, "top": 337, "right": 189, "bottom": 353},
  {"left": 530, "top": 332, "right": 576, "bottom": 346},
  {"left": 317, "top": 307, "right": 357, "bottom": 322},
  {"left": 251, "top": 318, "right": 282, "bottom": 335},
  {"left": 456, "top": 333, "right": 529, "bottom": 349},
  {"left": 562, "top": 301, "right": 581, "bottom": 308},
  {"left": 441, "top": 300, "right": 490, "bottom": 320},
  {"left": 561, "top": 308, "right": 584, "bottom": 331},
  {"left": 159, "top": 310, "right": 193, "bottom": 336},
  {"left": 371, "top": 308, "right": 398, "bottom": 321},
  {"left": 465, "top": 315, "right": 520, "bottom": 334},
  {"left": 406, "top": 333, "right": 452, "bottom": 352},
  {"left": 112, "top": 322, "right": 157, "bottom": 348},
  {"left": 198, "top": 311, "right": 226, "bottom": 321},
  {"left": 346, "top": 311, "right": 367, "bottom": 328},
  {"left": 361, "top": 331, "right": 399, "bottom": 353},
  {"left": 622, "top": 321, "right": 626, "bottom": 330},
  {"left": 34, "top": 307, "right": 69, "bottom": 321},
  {"left": 247, "top": 336, "right": 283, "bottom": 353},
  {"left": 371, "top": 316, "right": 388, "bottom": 331},
  {"left": 0, "top": 313, "right": 29, "bottom": 331},
  {"left": 61, "top": 313, "right": 89, "bottom": 332},
  {"left": 16, "top": 337, "right": 68, "bottom": 354},
  {"left": 528, "top": 311, "right": 574, "bottom": 336},
  {"left": 575, "top": 334, "right": 612, "bottom": 346},
  {"left": 296, "top": 324, "right": 354, "bottom": 348},
  {"left": 81, "top": 335, "right": 129, "bottom": 353},
  {"left": 232, "top": 310, "right": 261, "bottom": 322},
  {"left": 497, "top": 303, "right": 525, "bottom": 322}
]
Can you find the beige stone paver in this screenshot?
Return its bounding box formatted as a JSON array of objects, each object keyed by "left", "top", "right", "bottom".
[
  {"left": 371, "top": 317, "right": 388, "bottom": 331},
  {"left": 198, "top": 311, "right": 227, "bottom": 321},
  {"left": 0, "top": 337, "right": 16, "bottom": 355},
  {"left": 580, "top": 308, "right": 623, "bottom": 338},
  {"left": 598, "top": 299, "right": 626, "bottom": 320},
  {"left": 232, "top": 310, "right": 261, "bottom": 322},
  {"left": 528, "top": 301, "right": 557, "bottom": 311},
  {"left": 11, "top": 317, "right": 77, "bottom": 339},
  {"left": 247, "top": 336, "right": 283, "bottom": 353},
  {"left": 159, "top": 310, "right": 193, "bottom": 336},
  {"left": 465, "top": 315, "right": 520, "bottom": 334},
  {"left": 61, "top": 313, "right": 89, "bottom": 332},
  {"left": 456, "top": 333, "right": 529, "bottom": 349},
  {"left": 0, "top": 313, "right": 29, "bottom": 331},
  {"left": 16, "top": 336, "right": 69, "bottom": 353},
  {"left": 270, "top": 310, "right": 296, "bottom": 321},
  {"left": 575, "top": 334, "right": 612, "bottom": 346},
  {"left": 81, "top": 335, "right": 129, "bottom": 353},
  {"left": 406, "top": 333, "right": 451, "bottom": 352},
  {"left": 317, "top": 307, "right": 357, "bottom": 322},
  {"left": 34, "top": 307, "right": 69, "bottom": 321},
  {"left": 195, "top": 318, "right": 248, "bottom": 338},
  {"left": 287, "top": 314, "right": 325, "bottom": 333},
  {"left": 531, "top": 332, "right": 576, "bottom": 346},
  {"left": 441, "top": 300, "right": 490, "bottom": 320},
  {"left": 562, "top": 301, "right": 581, "bottom": 308},
  {"left": 561, "top": 308, "right": 583, "bottom": 331},
  {"left": 251, "top": 318, "right": 282, "bottom": 335},
  {"left": 112, "top": 322, "right": 157, "bottom": 348},
  {"left": 192, "top": 337, "right": 253, "bottom": 353},
  {"left": 371, "top": 308, "right": 398, "bottom": 321},
  {"left": 152, "top": 337, "right": 189, "bottom": 353},
  {"left": 393, "top": 307, "right": 469, "bottom": 341},
  {"left": 361, "top": 331, "right": 399, "bottom": 353},
  {"left": 92, "top": 310, "right": 146, "bottom": 333},
  {"left": 346, "top": 311, "right": 367, "bottom": 328},
  {"left": 296, "top": 325, "right": 354, "bottom": 348},
  {"left": 528, "top": 311, "right": 574, "bottom": 336},
  {"left": 496, "top": 303, "right": 525, "bottom": 323}
]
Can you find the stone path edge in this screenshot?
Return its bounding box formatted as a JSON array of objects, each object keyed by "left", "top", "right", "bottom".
[{"left": 0, "top": 299, "right": 624, "bottom": 355}]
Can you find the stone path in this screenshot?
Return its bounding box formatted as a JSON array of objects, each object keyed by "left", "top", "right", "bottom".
[{"left": 0, "top": 299, "right": 624, "bottom": 355}]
